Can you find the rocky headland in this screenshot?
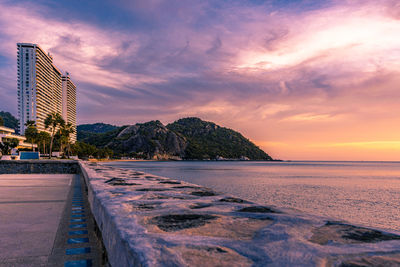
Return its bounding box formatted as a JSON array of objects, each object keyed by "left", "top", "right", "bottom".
[{"left": 78, "top": 117, "right": 272, "bottom": 160}]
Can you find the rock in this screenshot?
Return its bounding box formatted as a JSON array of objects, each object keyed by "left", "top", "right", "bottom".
[
  {"left": 136, "top": 188, "right": 170, "bottom": 192},
  {"left": 328, "top": 253, "right": 400, "bottom": 267},
  {"left": 310, "top": 221, "right": 400, "bottom": 245},
  {"left": 219, "top": 197, "right": 250, "bottom": 203},
  {"left": 191, "top": 190, "right": 218, "bottom": 197},
  {"left": 149, "top": 214, "right": 218, "bottom": 232},
  {"left": 172, "top": 185, "right": 200, "bottom": 189},
  {"left": 159, "top": 180, "right": 181, "bottom": 184},
  {"left": 105, "top": 177, "right": 141, "bottom": 186},
  {"left": 238, "top": 206, "right": 279, "bottom": 213},
  {"left": 189, "top": 203, "right": 213, "bottom": 209},
  {"left": 174, "top": 245, "right": 253, "bottom": 267},
  {"left": 131, "top": 203, "right": 162, "bottom": 211}
]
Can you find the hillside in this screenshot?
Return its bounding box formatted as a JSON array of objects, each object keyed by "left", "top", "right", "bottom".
[
  {"left": 78, "top": 118, "right": 272, "bottom": 160},
  {"left": 167, "top": 117, "right": 272, "bottom": 160},
  {"left": 77, "top": 123, "right": 119, "bottom": 141},
  {"left": 0, "top": 111, "right": 19, "bottom": 132},
  {"left": 106, "top": 120, "right": 187, "bottom": 160}
]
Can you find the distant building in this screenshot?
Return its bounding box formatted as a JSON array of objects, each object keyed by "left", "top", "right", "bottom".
[
  {"left": 0, "top": 125, "right": 37, "bottom": 150},
  {"left": 62, "top": 73, "right": 77, "bottom": 142},
  {"left": 17, "top": 43, "right": 77, "bottom": 142}
]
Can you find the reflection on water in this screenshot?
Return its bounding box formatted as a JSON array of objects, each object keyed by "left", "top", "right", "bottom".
[{"left": 104, "top": 161, "right": 400, "bottom": 231}]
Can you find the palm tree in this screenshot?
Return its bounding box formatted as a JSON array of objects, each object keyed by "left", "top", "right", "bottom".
[
  {"left": 24, "top": 120, "right": 38, "bottom": 151},
  {"left": 44, "top": 112, "right": 65, "bottom": 159},
  {"left": 37, "top": 131, "right": 51, "bottom": 155},
  {"left": 25, "top": 120, "right": 35, "bottom": 127},
  {"left": 58, "top": 123, "right": 75, "bottom": 158}
]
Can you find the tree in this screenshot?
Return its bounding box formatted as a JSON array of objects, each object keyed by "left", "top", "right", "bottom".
[
  {"left": 0, "top": 138, "right": 19, "bottom": 155},
  {"left": 24, "top": 121, "right": 38, "bottom": 151},
  {"left": 25, "top": 120, "right": 35, "bottom": 127},
  {"left": 59, "top": 123, "right": 75, "bottom": 158},
  {"left": 0, "top": 116, "right": 3, "bottom": 126},
  {"left": 96, "top": 148, "right": 113, "bottom": 159},
  {"left": 44, "top": 112, "right": 65, "bottom": 159},
  {"left": 36, "top": 131, "right": 51, "bottom": 155},
  {"left": 0, "top": 111, "right": 19, "bottom": 133},
  {"left": 72, "top": 141, "right": 97, "bottom": 159}
]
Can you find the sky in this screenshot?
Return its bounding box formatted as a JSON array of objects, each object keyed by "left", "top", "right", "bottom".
[{"left": 0, "top": 0, "right": 400, "bottom": 161}]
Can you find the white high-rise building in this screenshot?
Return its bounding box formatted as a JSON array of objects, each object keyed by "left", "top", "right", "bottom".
[
  {"left": 62, "top": 73, "right": 77, "bottom": 142},
  {"left": 17, "top": 43, "right": 77, "bottom": 142}
]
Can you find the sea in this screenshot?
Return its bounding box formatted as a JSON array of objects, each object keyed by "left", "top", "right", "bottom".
[{"left": 103, "top": 161, "right": 400, "bottom": 232}]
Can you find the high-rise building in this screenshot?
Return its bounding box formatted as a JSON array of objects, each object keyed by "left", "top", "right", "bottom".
[
  {"left": 62, "top": 73, "right": 77, "bottom": 142},
  {"left": 17, "top": 43, "right": 77, "bottom": 142}
]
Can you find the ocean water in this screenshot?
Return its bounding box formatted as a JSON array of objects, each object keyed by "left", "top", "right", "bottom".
[{"left": 103, "top": 161, "right": 400, "bottom": 231}]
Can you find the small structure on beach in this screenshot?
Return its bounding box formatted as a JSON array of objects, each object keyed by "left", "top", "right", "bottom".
[{"left": 0, "top": 125, "right": 37, "bottom": 158}]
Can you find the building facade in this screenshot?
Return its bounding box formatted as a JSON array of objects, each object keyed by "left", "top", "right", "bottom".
[
  {"left": 62, "top": 73, "right": 77, "bottom": 142},
  {"left": 0, "top": 125, "right": 37, "bottom": 150},
  {"left": 17, "top": 43, "right": 76, "bottom": 142}
]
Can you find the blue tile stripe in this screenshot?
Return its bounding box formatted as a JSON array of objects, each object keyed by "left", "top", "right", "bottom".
[
  {"left": 69, "top": 230, "right": 88, "bottom": 235},
  {"left": 64, "top": 259, "right": 92, "bottom": 267},
  {"left": 70, "top": 219, "right": 86, "bottom": 223},
  {"left": 71, "top": 214, "right": 85, "bottom": 218},
  {"left": 66, "top": 247, "right": 91, "bottom": 255},
  {"left": 68, "top": 238, "right": 89, "bottom": 244},
  {"left": 65, "top": 176, "right": 93, "bottom": 266}
]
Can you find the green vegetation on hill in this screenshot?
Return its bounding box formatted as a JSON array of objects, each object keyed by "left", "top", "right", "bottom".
[
  {"left": 77, "top": 123, "right": 119, "bottom": 141},
  {"left": 77, "top": 123, "right": 118, "bottom": 133},
  {"left": 79, "top": 126, "right": 126, "bottom": 147},
  {"left": 0, "top": 111, "right": 19, "bottom": 132},
  {"left": 77, "top": 117, "right": 272, "bottom": 160},
  {"left": 167, "top": 117, "right": 272, "bottom": 160}
]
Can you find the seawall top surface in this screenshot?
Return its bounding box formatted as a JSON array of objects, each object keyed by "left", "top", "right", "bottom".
[{"left": 81, "top": 162, "right": 400, "bottom": 267}]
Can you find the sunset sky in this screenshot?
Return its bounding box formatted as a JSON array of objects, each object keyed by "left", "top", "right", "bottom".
[{"left": 0, "top": 0, "right": 399, "bottom": 160}]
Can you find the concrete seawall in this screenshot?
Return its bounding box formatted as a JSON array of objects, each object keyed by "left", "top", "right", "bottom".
[
  {"left": 80, "top": 162, "right": 400, "bottom": 267},
  {"left": 2, "top": 160, "right": 400, "bottom": 266},
  {"left": 0, "top": 160, "right": 80, "bottom": 174}
]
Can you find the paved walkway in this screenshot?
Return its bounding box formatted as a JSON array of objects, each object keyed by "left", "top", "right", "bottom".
[{"left": 0, "top": 174, "right": 103, "bottom": 267}]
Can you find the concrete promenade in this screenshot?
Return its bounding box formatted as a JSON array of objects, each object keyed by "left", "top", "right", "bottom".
[
  {"left": 0, "top": 174, "right": 72, "bottom": 266},
  {"left": 0, "top": 173, "right": 103, "bottom": 266}
]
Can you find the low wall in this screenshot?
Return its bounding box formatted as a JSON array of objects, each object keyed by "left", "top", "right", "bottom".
[
  {"left": 79, "top": 162, "right": 400, "bottom": 267},
  {"left": 2, "top": 160, "right": 400, "bottom": 266},
  {"left": 0, "top": 160, "right": 80, "bottom": 174}
]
